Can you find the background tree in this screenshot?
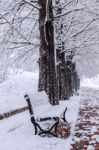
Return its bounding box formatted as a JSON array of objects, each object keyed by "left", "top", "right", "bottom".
[{"left": 0, "top": 0, "right": 99, "bottom": 101}]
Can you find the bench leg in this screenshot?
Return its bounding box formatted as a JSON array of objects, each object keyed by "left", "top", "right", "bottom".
[
  {"left": 34, "top": 123, "right": 38, "bottom": 135},
  {"left": 37, "top": 119, "right": 59, "bottom": 137},
  {"left": 55, "top": 121, "right": 59, "bottom": 134},
  {"left": 38, "top": 131, "right": 58, "bottom": 137},
  {"left": 61, "top": 108, "right": 68, "bottom": 123},
  {"left": 31, "top": 117, "right": 38, "bottom": 135}
]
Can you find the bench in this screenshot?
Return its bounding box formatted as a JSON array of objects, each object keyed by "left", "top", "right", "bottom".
[{"left": 24, "top": 91, "right": 68, "bottom": 137}]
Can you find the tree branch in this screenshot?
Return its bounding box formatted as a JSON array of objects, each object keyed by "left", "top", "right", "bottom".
[
  {"left": 72, "top": 18, "right": 99, "bottom": 38},
  {"left": 30, "top": 0, "right": 38, "bottom": 2},
  {"left": 12, "top": 41, "right": 34, "bottom": 45},
  {"left": 0, "top": 14, "right": 31, "bottom": 43},
  {"left": 22, "top": 0, "right": 41, "bottom": 10},
  {"left": 54, "top": 8, "right": 84, "bottom": 18}
]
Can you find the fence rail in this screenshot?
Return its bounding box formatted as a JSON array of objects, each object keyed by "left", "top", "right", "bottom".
[{"left": 0, "top": 106, "right": 28, "bottom": 120}]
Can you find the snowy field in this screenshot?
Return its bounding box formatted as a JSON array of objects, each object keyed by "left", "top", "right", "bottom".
[
  {"left": 0, "top": 72, "right": 99, "bottom": 150},
  {"left": 0, "top": 72, "right": 80, "bottom": 150}
]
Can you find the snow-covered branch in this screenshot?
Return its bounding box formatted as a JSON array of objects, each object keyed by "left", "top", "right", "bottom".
[{"left": 22, "top": 0, "right": 41, "bottom": 10}]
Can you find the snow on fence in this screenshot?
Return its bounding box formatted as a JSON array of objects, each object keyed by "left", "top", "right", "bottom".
[{"left": 0, "top": 106, "right": 28, "bottom": 120}]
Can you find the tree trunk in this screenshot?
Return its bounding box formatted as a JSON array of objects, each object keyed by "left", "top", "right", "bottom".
[
  {"left": 38, "top": 0, "right": 58, "bottom": 105},
  {"left": 55, "top": 0, "right": 67, "bottom": 100}
]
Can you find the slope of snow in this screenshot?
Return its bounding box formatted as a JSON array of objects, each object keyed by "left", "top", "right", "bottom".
[{"left": 0, "top": 72, "right": 38, "bottom": 114}]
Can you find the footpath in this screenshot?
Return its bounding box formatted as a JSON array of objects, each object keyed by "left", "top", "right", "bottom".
[{"left": 71, "top": 88, "right": 99, "bottom": 150}]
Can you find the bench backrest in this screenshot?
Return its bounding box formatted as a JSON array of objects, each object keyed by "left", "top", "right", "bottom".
[{"left": 25, "top": 91, "right": 49, "bottom": 108}]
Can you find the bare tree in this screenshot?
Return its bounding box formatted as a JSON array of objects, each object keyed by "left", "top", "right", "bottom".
[{"left": 0, "top": 0, "right": 99, "bottom": 101}]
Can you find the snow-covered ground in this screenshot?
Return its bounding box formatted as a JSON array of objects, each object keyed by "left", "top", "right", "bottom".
[
  {"left": 0, "top": 72, "right": 38, "bottom": 114},
  {"left": 0, "top": 108, "right": 78, "bottom": 150},
  {"left": 0, "top": 72, "right": 80, "bottom": 150},
  {"left": 1, "top": 72, "right": 99, "bottom": 150},
  {"left": 81, "top": 75, "right": 99, "bottom": 88}
]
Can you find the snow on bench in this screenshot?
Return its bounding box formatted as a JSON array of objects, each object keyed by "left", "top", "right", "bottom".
[
  {"left": 24, "top": 91, "right": 68, "bottom": 137},
  {"left": 26, "top": 91, "right": 67, "bottom": 118}
]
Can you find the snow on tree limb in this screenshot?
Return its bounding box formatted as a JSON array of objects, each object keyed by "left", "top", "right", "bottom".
[{"left": 22, "top": 0, "right": 41, "bottom": 10}]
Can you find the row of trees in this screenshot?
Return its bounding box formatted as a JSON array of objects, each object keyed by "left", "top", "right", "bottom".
[
  {"left": 33, "top": 0, "right": 80, "bottom": 104},
  {"left": 0, "top": 0, "right": 99, "bottom": 104}
]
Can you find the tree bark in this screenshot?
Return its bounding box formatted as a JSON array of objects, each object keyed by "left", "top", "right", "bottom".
[{"left": 38, "top": 0, "right": 58, "bottom": 105}]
